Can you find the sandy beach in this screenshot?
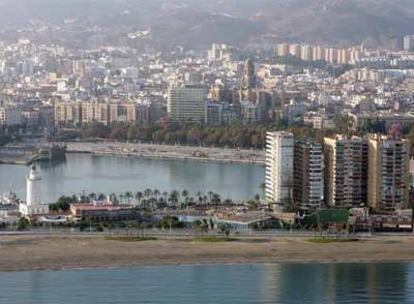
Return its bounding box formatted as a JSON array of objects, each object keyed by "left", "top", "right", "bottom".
[{"left": 1, "top": 235, "right": 414, "bottom": 272}]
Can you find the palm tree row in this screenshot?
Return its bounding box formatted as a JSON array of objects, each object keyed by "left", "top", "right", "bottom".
[{"left": 82, "top": 189, "right": 236, "bottom": 210}]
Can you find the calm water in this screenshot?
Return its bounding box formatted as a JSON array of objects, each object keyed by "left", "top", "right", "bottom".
[
  {"left": 0, "top": 153, "right": 264, "bottom": 203},
  {"left": 0, "top": 263, "right": 412, "bottom": 304}
]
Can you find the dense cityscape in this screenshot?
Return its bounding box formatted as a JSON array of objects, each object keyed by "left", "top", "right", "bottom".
[
  {"left": 3, "top": 1, "right": 414, "bottom": 303},
  {"left": 2, "top": 30, "right": 414, "bottom": 233}
]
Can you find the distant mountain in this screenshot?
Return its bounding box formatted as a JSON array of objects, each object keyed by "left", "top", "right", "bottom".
[{"left": 0, "top": 0, "right": 413, "bottom": 49}]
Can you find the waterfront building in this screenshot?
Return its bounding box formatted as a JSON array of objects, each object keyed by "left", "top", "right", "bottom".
[
  {"left": 19, "top": 165, "right": 49, "bottom": 216},
  {"left": 167, "top": 84, "right": 207, "bottom": 124},
  {"left": 54, "top": 101, "right": 82, "bottom": 127},
  {"left": 81, "top": 102, "right": 97, "bottom": 125},
  {"left": 70, "top": 203, "right": 135, "bottom": 221},
  {"left": 265, "top": 131, "right": 294, "bottom": 209},
  {"left": 324, "top": 136, "right": 368, "bottom": 208},
  {"left": 293, "top": 140, "right": 324, "bottom": 212},
  {"left": 368, "top": 134, "right": 410, "bottom": 211},
  {"left": 207, "top": 102, "right": 223, "bottom": 126}
]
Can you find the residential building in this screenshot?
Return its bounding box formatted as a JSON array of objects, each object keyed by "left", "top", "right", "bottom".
[
  {"left": 324, "top": 136, "right": 368, "bottom": 208},
  {"left": 265, "top": 131, "right": 294, "bottom": 209},
  {"left": 0, "top": 106, "right": 22, "bottom": 126},
  {"left": 368, "top": 134, "right": 410, "bottom": 211},
  {"left": 293, "top": 140, "right": 324, "bottom": 212},
  {"left": 276, "top": 43, "right": 289, "bottom": 57}
]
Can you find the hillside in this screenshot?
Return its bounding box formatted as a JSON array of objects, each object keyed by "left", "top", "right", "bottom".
[{"left": 0, "top": 0, "right": 413, "bottom": 48}]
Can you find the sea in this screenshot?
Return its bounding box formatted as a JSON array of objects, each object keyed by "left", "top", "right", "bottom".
[
  {"left": 0, "top": 153, "right": 264, "bottom": 203},
  {"left": 0, "top": 263, "right": 411, "bottom": 303}
]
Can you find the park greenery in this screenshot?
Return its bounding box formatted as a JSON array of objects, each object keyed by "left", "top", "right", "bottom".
[
  {"left": 67, "top": 114, "right": 414, "bottom": 151},
  {"left": 104, "top": 236, "right": 157, "bottom": 242},
  {"left": 48, "top": 187, "right": 259, "bottom": 213},
  {"left": 306, "top": 238, "right": 359, "bottom": 244},
  {"left": 192, "top": 236, "right": 236, "bottom": 243}
]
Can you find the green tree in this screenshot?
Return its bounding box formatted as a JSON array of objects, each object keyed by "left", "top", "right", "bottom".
[{"left": 17, "top": 217, "right": 29, "bottom": 231}]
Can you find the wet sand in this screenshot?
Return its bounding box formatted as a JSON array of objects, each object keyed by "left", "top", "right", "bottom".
[{"left": 1, "top": 235, "right": 414, "bottom": 271}]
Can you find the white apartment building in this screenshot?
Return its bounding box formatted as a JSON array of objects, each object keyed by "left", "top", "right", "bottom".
[{"left": 265, "top": 131, "right": 294, "bottom": 209}]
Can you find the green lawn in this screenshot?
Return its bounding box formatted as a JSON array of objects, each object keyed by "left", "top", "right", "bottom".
[
  {"left": 104, "top": 236, "right": 157, "bottom": 242},
  {"left": 192, "top": 236, "right": 237, "bottom": 243}
]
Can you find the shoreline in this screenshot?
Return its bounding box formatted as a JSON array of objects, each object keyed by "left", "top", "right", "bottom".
[
  {"left": 0, "top": 141, "right": 266, "bottom": 165},
  {"left": 1, "top": 234, "right": 414, "bottom": 272}
]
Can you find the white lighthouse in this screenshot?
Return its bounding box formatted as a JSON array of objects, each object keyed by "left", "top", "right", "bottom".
[{"left": 20, "top": 164, "right": 49, "bottom": 216}]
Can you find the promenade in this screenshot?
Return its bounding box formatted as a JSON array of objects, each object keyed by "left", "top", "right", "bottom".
[{"left": 64, "top": 142, "right": 266, "bottom": 164}]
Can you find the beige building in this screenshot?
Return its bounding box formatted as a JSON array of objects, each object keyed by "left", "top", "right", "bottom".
[
  {"left": 55, "top": 100, "right": 148, "bottom": 126},
  {"left": 54, "top": 101, "right": 82, "bottom": 126},
  {"left": 289, "top": 44, "right": 301, "bottom": 58},
  {"left": 276, "top": 43, "right": 289, "bottom": 57},
  {"left": 324, "top": 136, "right": 368, "bottom": 208},
  {"left": 313, "top": 46, "right": 325, "bottom": 61},
  {"left": 301, "top": 45, "right": 313, "bottom": 61},
  {"left": 325, "top": 48, "right": 338, "bottom": 64},
  {"left": 368, "top": 134, "right": 410, "bottom": 211}
]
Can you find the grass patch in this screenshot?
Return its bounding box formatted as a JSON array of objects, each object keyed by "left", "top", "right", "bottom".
[
  {"left": 192, "top": 236, "right": 237, "bottom": 243},
  {"left": 105, "top": 236, "right": 157, "bottom": 242},
  {"left": 307, "top": 238, "right": 359, "bottom": 244}
]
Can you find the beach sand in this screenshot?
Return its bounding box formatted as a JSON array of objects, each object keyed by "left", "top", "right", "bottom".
[{"left": 1, "top": 235, "right": 414, "bottom": 271}]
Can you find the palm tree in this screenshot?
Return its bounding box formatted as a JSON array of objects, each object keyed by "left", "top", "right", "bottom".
[
  {"left": 144, "top": 188, "right": 152, "bottom": 199},
  {"left": 224, "top": 198, "right": 233, "bottom": 205},
  {"left": 169, "top": 190, "right": 180, "bottom": 207},
  {"left": 124, "top": 191, "right": 133, "bottom": 204},
  {"left": 208, "top": 191, "right": 214, "bottom": 205},
  {"left": 259, "top": 183, "right": 266, "bottom": 199},
  {"left": 162, "top": 191, "right": 169, "bottom": 204},
  {"left": 181, "top": 190, "right": 189, "bottom": 204},
  {"left": 110, "top": 193, "right": 119, "bottom": 205},
  {"left": 196, "top": 191, "right": 203, "bottom": 206},
  {"left": 212, "top": 193, "right": 221, "bottom": 205},
  {"left": 153, "top": 189, "right": 161, "bottom": 202},
  {"left": 135, "top": 192, "right": 143, "bottom": 206}
]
